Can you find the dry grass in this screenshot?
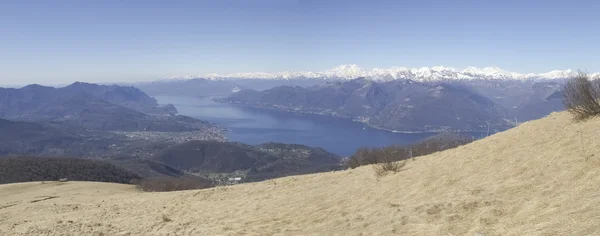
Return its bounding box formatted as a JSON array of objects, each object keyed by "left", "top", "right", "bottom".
[
  {"left": 2, "top": 111, "right": 600, "bottom": 235},
  {"left": 135, "top": 177, "right": 213, "bottom": 192}
]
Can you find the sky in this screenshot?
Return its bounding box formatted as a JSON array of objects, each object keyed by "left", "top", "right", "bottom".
[{"left": 1, "top": 0, "right": 599, "bottom": 85}]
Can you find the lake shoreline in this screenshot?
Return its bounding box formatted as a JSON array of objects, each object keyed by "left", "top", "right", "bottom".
[
  {"left": 155, "top": 95, "right": 478, "bottom": 156},
  {"left": 214, "top": 99, "right": 486, "bottom": 134}
]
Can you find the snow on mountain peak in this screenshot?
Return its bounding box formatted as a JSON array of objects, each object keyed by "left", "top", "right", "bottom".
[
  {"left": 324, "top": 64, "right": 366, "bottom": 79},
  {"left": 535, "top": 69, "right": 575, "bottom": 79},
  {"left": 328, "top": 64, "right": 362, "bottom": 72},
  {"left": 193, "top": 65, "right": 589, "bottom": 82},
  {"left": 431, "top": 66, "right": 457, "bottom": 72}
]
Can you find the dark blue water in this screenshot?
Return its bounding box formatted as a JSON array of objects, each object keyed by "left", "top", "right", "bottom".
[{"left": 156, "top": 96, "right": 441, "bottom": 156}]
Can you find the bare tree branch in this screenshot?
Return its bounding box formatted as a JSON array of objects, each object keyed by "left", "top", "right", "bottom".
[{"left": 563, "top": 71, "right": 600, "bottom": 120}]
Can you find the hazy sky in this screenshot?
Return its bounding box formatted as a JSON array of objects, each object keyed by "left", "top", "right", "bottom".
[{"left": 1, "top": 0, "right": 599, "bottom": 85}]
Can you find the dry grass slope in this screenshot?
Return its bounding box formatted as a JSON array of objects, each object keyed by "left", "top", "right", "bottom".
[{"left": 2, "top": 111, "right": 600, "bottom": 236}]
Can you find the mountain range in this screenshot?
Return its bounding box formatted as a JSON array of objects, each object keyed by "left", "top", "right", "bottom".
[
  {"left": 175, "top": 64, "right": 598, "bottom": 81},
  {"left": 134, "top": 66, "right": 573, "bottom": 132},
  {"left": 136, "top": 66, "right": 573, "bottom": 127},
  {"left": 218, "top": 76, "right": 567, "bottom": 132},
  {"left": 135, "top": 77, "right": 323, "bottom": 97},
  {"left": 0, "top": 82, "right": 216, "bottom": 132},
  {"left": 219, "top": 79, "right": 514, "bottom": 132}
]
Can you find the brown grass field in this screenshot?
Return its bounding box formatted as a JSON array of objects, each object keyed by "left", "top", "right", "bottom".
[{"left": 2, "top": 111, "right": 600, "bottom": 236}]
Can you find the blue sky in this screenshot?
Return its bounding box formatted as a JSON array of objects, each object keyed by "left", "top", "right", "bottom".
[{"left": 1, "top": 0, "right": 599, "bottom": 85}]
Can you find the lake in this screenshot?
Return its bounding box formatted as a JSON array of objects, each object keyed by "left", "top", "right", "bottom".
[{"left": 156, "top": 96, "right": 447, "bottom": 156}]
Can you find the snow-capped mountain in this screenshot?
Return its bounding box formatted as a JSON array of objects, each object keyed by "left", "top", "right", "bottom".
[{"left": 177, "top": 65, "right": 599, "bottom": 82}]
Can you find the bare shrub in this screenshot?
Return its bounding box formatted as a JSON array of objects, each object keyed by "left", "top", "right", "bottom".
[
  {"left": 373, "top": 160, "right": 407, "bottom": 176},
  {"left": 135, "top": 176, "right": 214, "bottom": 192},
  {"left": 371, "top": 146, "right": 408, "bottom": 176},
  {"left": 563, "top": 72, "right": 600, "bottom": 120},
  {"left": 348, "top": 147, "right": 390, "bottom": 168},
  {"left": 347, "top": 133, "right": 472, "bottom": 170}
]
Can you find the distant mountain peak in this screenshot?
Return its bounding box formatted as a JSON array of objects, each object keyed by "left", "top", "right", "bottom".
[
  {"left": 174, "top": 65, "right": 598, "bottom": 82},
  {"left": 64, "top": 81, "right": 105, "bottom": 91},
  {"left": 21, "top": 84, "right": 55, "bottom": 90},
  {"left": 325, "top": 64, "right": 365, "bottom": 75}
]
